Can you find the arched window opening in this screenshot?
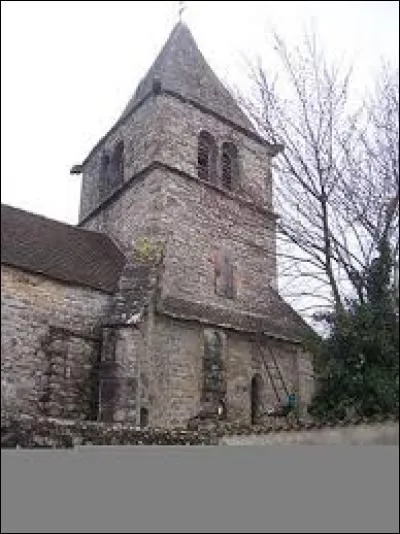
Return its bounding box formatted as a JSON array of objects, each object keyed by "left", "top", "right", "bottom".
[
  {"left": 251, "top": 374, "right": 263, "bottom": 425},
  {"left": 109, "top": 140, "right": 124, "bottom": 188},
  {"left": 98, "top": 140, "right": 124, "bottom": 201},
  {"left": 221, "top": 142, "right": 238, "bottom": 189},
  {"left": 202, "top": 330, "right": 226, "bottom": 416},
  {"left": 99, "top": 152, "right": 110, "bottom": 200},
  {"left": 198, "top": 131, "right": 217, "bottom": 182}
]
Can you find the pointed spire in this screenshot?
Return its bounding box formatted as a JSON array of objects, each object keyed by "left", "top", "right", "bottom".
[{"left": 119, "top": 22, "right": 256, "bottom": 133}]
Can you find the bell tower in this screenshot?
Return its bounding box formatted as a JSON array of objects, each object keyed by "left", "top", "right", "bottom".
[{"left": 71, "top": 21, "right": 313, "bottom": 428}]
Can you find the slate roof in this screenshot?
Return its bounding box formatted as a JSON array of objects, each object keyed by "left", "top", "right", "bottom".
[
  {"left": 158, "top": 290, "right": 314, "bottom": 343},
  {"left": 1, "top": 204, "right": 126, "bottom": 294},
  {"left": 119, "top": 22, "right": 257, "bottom": 132}
]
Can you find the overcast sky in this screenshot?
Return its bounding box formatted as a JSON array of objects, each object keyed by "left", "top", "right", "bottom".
[{"left": 1, "top": 1, "right": 399, "bottom": 225}]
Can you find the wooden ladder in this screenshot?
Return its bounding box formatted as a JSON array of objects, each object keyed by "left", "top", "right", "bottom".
[{"left": 256, "top": 334, "right": 297, "bottom": 418}]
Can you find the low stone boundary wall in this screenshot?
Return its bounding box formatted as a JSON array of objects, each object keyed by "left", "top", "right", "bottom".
[
  {"left": 220, "top": 422, "right": 399, "bottom": 445},
  {"left": 1, "top": 412, "right": 398, "bottom": 448},
  {"left": 1, "top": 414, "right": 213, "bottom": 447}
]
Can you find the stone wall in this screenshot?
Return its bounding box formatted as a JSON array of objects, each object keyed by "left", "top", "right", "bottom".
[
  {"left": 0, "top": 413, "right": 214, "bottom": 448},
  {"left": 153, "top": 95, "right": 273, "bottom": 212},
  {"left": 146, "top": 313, "right": 313, "bottom": 428},
  {"left": 0, "top": 262, "right": 313, "bottom": 428},
  {"left": 149, "top": 314, "right": 203, "bottom": 428},
  {"left": 79, "top": 95, "right": 164, "bottom": 222},
  {"left": 220, "top": 422, "right": 399, "bottom": 445},
  {"left": 74, "top": 78, "right": 311, "bottom": 431},
  {"left": 82, "top": 162, "right": 278, "bottom": 314},
  {"left": 1, "top": 265, "right": 112, "bottom": 419},
  {"left": 79, "top": 92, "right": 274, "bottom": 224},
  {"left": 97, "top": 255, "right": 160, "bottom": 426},
  {"left": 81, "top": 167, "right": 165, "bottom": 255},
  {"left": 2, "top": 412, "right": 397, "bottom": 448},
  {"left": 80, "top": 91, "right": 277, "bottom": 299},
  {"left": 98, "top": 327, "right": 144, "bottom": 424},
  {"left": 160, "top": 166, "right": 278, "bottom": 310}
]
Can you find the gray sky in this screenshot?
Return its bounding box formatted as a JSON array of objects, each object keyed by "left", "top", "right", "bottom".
[{"left": 1, "top": 1, "right": 399, "bottom": 225}]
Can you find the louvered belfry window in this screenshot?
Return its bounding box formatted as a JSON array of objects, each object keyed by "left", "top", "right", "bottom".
[
  {"left": 109, "top": 140, "right": 124, "bottom": 188},
  {"left": 99, "top": 140, "right": 125, "bottom": 201},
  {"left": 198, "top": 130, "right": 217, "bottom": 181},
  {"left": 221, "top": 142, "right": 238, "bottom": 190}
]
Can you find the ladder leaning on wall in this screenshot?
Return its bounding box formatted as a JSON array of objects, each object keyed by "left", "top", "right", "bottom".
[{"left": 255, "top": 333, "right": 298, "bottom": 419}]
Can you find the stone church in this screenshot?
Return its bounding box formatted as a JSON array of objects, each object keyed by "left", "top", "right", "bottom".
[{"left": 1, "top": 22, "right": 314, "bottom": 428}]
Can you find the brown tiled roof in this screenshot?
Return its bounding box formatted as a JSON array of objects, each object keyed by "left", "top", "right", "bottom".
[{"left": 1, "top": 204, "right": 126, "bottom": 293}]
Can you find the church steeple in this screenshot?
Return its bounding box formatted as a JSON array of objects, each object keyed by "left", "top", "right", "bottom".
[
  {"left": 119, "top": 21, "right": 256, "bottom": 133},
  {"left": 77, "top": 18, "right": 279, "bottom": 226}
]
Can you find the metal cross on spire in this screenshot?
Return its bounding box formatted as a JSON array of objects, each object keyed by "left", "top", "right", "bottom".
[{"left": 178, "top": 1, "right": 187, "bottom": 22}]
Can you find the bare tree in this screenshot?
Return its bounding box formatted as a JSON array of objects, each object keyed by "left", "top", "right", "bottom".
[
  {"left": 239, "top": 31, "right": 399, "bottom": 324},
  {"left": 339, "top": 64, "right": 399, "bottom": 300}
]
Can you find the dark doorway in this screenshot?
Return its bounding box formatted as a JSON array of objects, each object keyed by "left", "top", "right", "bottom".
[
  {"left": 140, "top": 407, "right": 149, "bottom": 428},
  {"left": 251, "top": 374, "right": 263, "bottom": 424}
]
